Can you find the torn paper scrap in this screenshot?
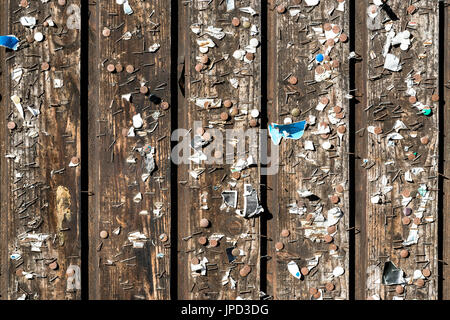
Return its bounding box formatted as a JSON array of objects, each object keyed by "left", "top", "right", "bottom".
[
  {"left": 268, "top": 121, "right": 307, "bottom": 145},
  {"left": 0, "top": 35, "right": 19, "bottom": 50}
]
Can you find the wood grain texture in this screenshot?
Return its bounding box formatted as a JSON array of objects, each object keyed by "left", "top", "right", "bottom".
[
  {"left": 266, "top": 0, "right": 350, "bottom": 300},
  {"left": 177, "top": 0, "right": 261, "bottom": 300},
  {"left": 443, "top": 0, "right": 450, "bottom": 301},
  {"left": 361, "top": 0, "right": 439, "bottom": 300},
  {"left": 88, "top": 0, "right": 172, "bottom": 300},
  {"left": 0, "top": 0, "right": 81, "bottom": 300}
]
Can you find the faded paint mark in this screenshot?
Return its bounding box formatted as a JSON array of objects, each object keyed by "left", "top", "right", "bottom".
[{"left": 56, "top": 186, "right": 72, "bottom": 245}]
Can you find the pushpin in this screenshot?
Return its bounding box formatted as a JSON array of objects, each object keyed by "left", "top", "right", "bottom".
[
  {"left": 34, "top": 32, "right": 44, "bottom": 42},
  {"left": 316, "top": 53, "right": 324, "bottom": 63}
]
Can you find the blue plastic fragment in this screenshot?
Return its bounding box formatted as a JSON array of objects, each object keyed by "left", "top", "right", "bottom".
[
  {"left": 268, "top": 120, "right": 307, "bottom": 145},
  {"left": 316, "top": 53, "right": 324, "bottom": 62},
  {"left": 0, "top": 35, "right": 19, "bottom": 50}
]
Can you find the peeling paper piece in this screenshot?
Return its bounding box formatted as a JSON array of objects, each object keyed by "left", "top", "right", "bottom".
[
  {"left": 226, "top": 0, "right": 235, "bottom": 12},
  {"left": 0, "top": 35, "right": 19, "bottom": 50},
  {"left": 268, "top": 121, "right": 307, "bottom": 145},
  {"left": 239, "top": 7, "right": 257, "bottom": 16},
  {"left": 384, "top": 53, "right": 402, "bottom": 72},
  {"left": 287, "top": 261, "right": 301, "bottom": 279},
  {"left": 128, "top": 231, "right": 147, "bottom": 248},
  {"left": 241, "top": 184, "right": 263, "bottom": 218},
  {"left": 382, "top": 261, "right": 406, "bottom": 285},
  {"left": 20, "top": 16, "right": 36, "bottom": 28}
]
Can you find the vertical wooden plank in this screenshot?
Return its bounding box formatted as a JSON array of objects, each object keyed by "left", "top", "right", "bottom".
[
  {"left": 354, "top": 0, "right": 369, "bottom": 301},
  {"left": 361, "top": 0, "right": 439, "bottom": 300},
  {"left": 443, "top": 0, "right": 450, "bottom": 301},
  {"left": 177, "top": 0, "right": 261, "bottom": 299},
  {"left": 0, "top": 0, "right": 81, "bottom": 299},
  {"left": 267, "top": 0, "right": 350, "bottom": 300},
  {"left": 88, "top": 0, "right": 172, "bottom": 299}
]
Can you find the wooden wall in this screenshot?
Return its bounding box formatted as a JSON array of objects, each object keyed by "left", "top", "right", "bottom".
[{"left": 0, "top": 0, "right": 448, "bottom": 300}]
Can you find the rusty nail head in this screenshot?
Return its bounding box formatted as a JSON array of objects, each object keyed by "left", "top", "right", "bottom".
[
  {"left": 324, "top": 23, "right": 332, "bottom": 31},
  {"left": 320, "top": 97, "right": 329, "bottom": 105},
  {"left": 245, "top": 52, "right": 255, "bottom": 61},
  {"left": 337, "top": 125, "right": 346, "bottom": 134},
  {"left": 275, "top": 242, "right": 284, "bottom": 250},
  {"left": 140, "top": 86, "right": 149, "bottom": 94},
  {"left": 198, "top": 236, "right": 207, "bottom": 245},
  {"left": 313, "top": 291, "right": 321, "bottom": 299},
  {"left": 71, "top": 156, "right": 80, "bottom": 165},
  {"left": 339, "top": 33, "right": 348, "bottom": 43},
  {"left": 324, "top": 234, "right": 333, "bottom": 243},
  {"left": 200, "top": 55, "right": 209, "bottom": 64},
  {"left": 325, "top": 282, "right": 335, "bottom": 292},
  {"left": 395, "top": 285, "right": 404, "bottom": 294},
  {"left": 220, "top": 112, "right": 229, "bottom": 121},
  {"left": 232, "top": 248, "right": 240, "bottom": 256},
  {"left": 400, "top": 249, "right": 409, "bottom": 258},
  {"left": 409, "top": 96, "right": 417, "bottom": 104},
  {"left": 224, "top": 100, "right": 233, "bottom": 108},
  {"left": 249, "top": 119, "right": 258, "bottom": 127},
  {"left": 214, "top": 150, "right": 223, "bottom": 159},
  {"left": 200, "top": 218, "right": 210, "bottom": 228},
  {"left": 160, "top": 233, "right": 169, "bottom": 242},
  {"left": 327, "top": 225, "right": 337, "bottom": 234},
  {"left": 7, "top": 121, "right": 16, "bottom": 130},
  {"left": 41, "top": 62, "right": 50, "bottom": 71},
  {"left": 413, "top": 217, "right": 421, "bottom": 225},
  {"left": 407, "top": 5, "right": 416, "bottom": 14},
  {"left": 402, "top": 216, "right": 411, "bottom": 225},
  {"left": 191, "top": 257, "right": 200, "bottom": 265},
  {"left": 100, "top": 230, "right": 109, "bottom": 239},
  {"left": 58, "top": 0, "right": 67, "bottom": 5},
  {"left": 195, "top": 63, "right": 204, "bottom": 72},
  {"left": 232, "top": 17, "right": 240, "bottom": 27},
  {"left": 336, "top": 184, "right": 344, "bottom": 193},
  {"left": 374, "top": 127, "right": 383, "bottom": 135},
  {"left": 330, "top": 195, "right": 340, "bottom": 204},
  {"left": 102, "top": 28, "right": 111, "bottom": 37},
  {"left": 107, "top": 64, "right": 116, "bottom": 73},
  {"left": 115, "top": 63, "right": 123, "bottom": 72},
  {"left": 301, "top": 267, "right": 309, "bottom": 276},
  {"left": 420, "top": 136, "right": 429, "bottom": 145},
  {"left": 240, "top": 265, "right": 251, "bottom": 277},
  {"left": 309, "top": 287, "right": 318, "bottom": 295},
  {"left": 329, "top": 243, "right": 338, "bottom": 251},
  {"left": 281, "top": 229, "right": 290, "bottom": 237},
  {"left": 49, "top": 261, "right": 58, "bottom": 270},
  {"left": 276, "top": 5, "right": 286, "bottom": 13},
  {"left": 126, "top": 65, "right": 135, "bottom": 74},
  {"left": 333, "top": 106, "right": 342, "bottom": 113},
  {"left": 402, "top": 189, "right": 411, "bottom": 197},
  {"left": 431, "top": 94, "right": 439, "bottom": 102},
  {"left": 231, "top": 171, "right": 241, "bottom": 180},
  {"left": 408, "top": 153, "right": 416, "bottom": 161},
  {"left": 230, "top": 107, "right": 239, "bottom": 116},
  {"left": 288, "top": 76, "right": 298, "bottom": 85},
  {"left": 422, "top": 269, "right": 431, "bottom": 277},
  {"left": 210, "top": 239, "right": 218, "bottom": 247}
]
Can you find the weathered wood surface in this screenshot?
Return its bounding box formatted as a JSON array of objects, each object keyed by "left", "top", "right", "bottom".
[
  {"left": 443, "top": 0, "right": 450, "bottom": 301},
  {"left": 88, "top": 0, "right": 172, "bottom": 299},
  {"left": 266, "top": 0, "right": 350, "bottom": 300},
  {"left": 360, "top": 0, "right": 439, "bottom": 300},
  {"left": 0, "top": 0, "right": 81, "bottom": 300},
  {"left": 177, "top": 0, "right": 261, "bottom": 300}
]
